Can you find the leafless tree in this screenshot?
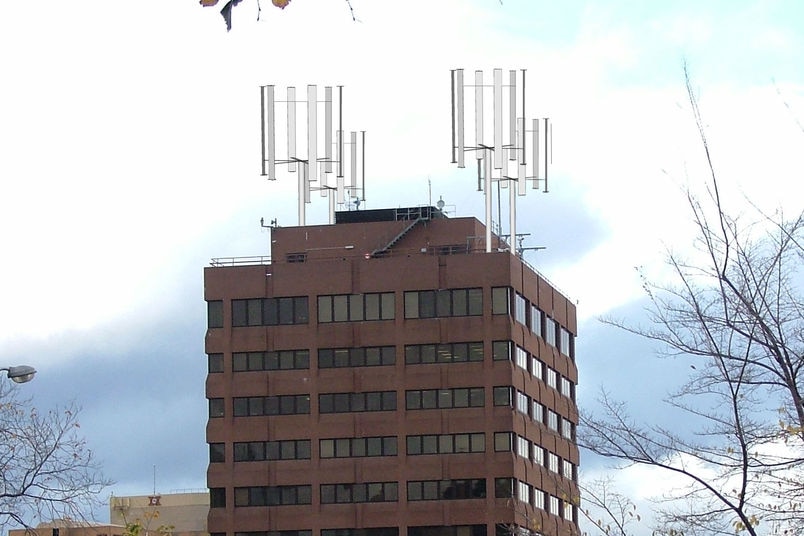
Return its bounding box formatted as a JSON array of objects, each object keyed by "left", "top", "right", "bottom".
[
  {"left": 580, "top": 67, "right": 804, "bottom": 536},
  {"left": 0, "top": 381, "right": 110, "bottom": 531}
]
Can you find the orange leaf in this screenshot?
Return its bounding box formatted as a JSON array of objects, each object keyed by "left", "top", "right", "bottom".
[
  {"left": 272, "top": 0, "right": 291, "bottom": 8},
  {"left": 200, "top": 0, "right": 219, "bottom": 6}
]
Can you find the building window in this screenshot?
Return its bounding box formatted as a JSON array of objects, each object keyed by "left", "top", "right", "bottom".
[
  {"left": 233, "top": 395, "right": 311, "bottom": 417},
  {"left": 210, "top": 488, "right": 226, "bottom": 508},
  {"left": 319, "top": 437, "right": 397, "bottom": 458},
  {"left": 515, "top": 391, "right": 529, "bottom": 416},
  {"left": 493, "top": 432, "right": 512, "bottom": 452},
  {"left": 494, "top": 478, "right": 513, "bottom": 499},
  {"left": 491, "top": 287, "right": 510, "bottom": 315},
  {"left": 514, "top": 345, "right": 528, "bottom": 371},
  {"left": 234, "top": 485, "right": 312, "bottom": 507},
  {"left": 232, "top": 297, "right": 309, "bottom": 327},
  {"left": 318, "top": 346, "right": 395, "bottom": 368},
  {"left": 560, "top": 326, "right": 575, "bottom": 359},
  {"left": 319, "top": 482, "right": 398, "bottom": 504},
  {"left": 532, "top": 400, "right": 544, "bottom": 424},
  {"left": 209, "top": 398, "right": 225, "bottom": 418},
  {"left": 514, "top": 293, "right": 528, "bottom": 326},
  {"left": 407, "top": 479, "right": 486, "bottom": 501},
  {"left": 324, "top": 529, "right": 398, "bottom": 536},
  {"left": 517, "top": 481, "right": 531, "bottom": 504},
  {"left": 561, "top": 377, "right": 574, "bottom": 400},
  {"left": 237, "top": 531, "right": 312, "bottom": 536},
  {"left": 563, "top": 459, "right": 575, "bottom": 481},
  {"left": 548, "top": 452, "right": 559, "bottom": 473},
  {"left": 516, "top": 436, "right": 529, "bottom": 459},
  {"left": 492, "top": 340, "right": 511, "bottom": 361},
  {"left": 318, "top": 391, "right": 397, "bottom": 413},
  {"left": 208, "top": 353, "right": 224, "bottom": 373},
  {"left": 405, "top": 388, "right": 484, "bottom": 410},
  {"left": 548, "top": 495, "right": 560, "bottom": 515},
  {"left": 533, "top": 445, "right": 544, "bottom": 466},
  {"left": 207, "top": 301, "right": 223, "bottom": 328},
  {"left": 547, "top": 410, "right": 558, "bottom": 432},
  {"left": 233, "top": 440, "right": 311, "bottom": 461},
  {"left": 406, "top": 433, "right": 484, "bottom": 455},
  {"left": 562, "top": 418, "right": 575, "bottom": 440},
  {"left": 564, "top": 501, "right": 576, "bottom": 521},
  {"left": 318, "top": 292, "right": 395, "bottom": 323},
  {"left": 233, "top": 350, "right": 310, "bottom": 372},
  {"left": 405, "top": 342, "right": 483, "bottom": 364},
  {"left": 531, "top": 356, "right": 543, "bottom": 380},
  {"left": 408, "top": 526, "right": 486, "bottom": 536},
  {"left": 492, "top": 386, "right": 511, "bottom": 407},
  {"left": 404, "top": 288, "right": 482, "bottom": 319},
  {"left": 546, "top": 367, "right": 557, "bottom": 389},
  {"left": 209, "top": 443, "right": 225, "bottom": 463},
  {"left": 533, "top": 489, "right": 545, "bottom": 510},
  {"left": 545, "top": 316, "right": 556, "bottom": 346},
  {"left": 530, "top": 305, "right": 543, "bottom": 337}
]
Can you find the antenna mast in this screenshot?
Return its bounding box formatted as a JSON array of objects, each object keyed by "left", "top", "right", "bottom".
[
  {"left": 260, "top": 84, "right": 367, "bottom": 225},
  {"left": 449, "top": 68, "right": 552, "bottom": 253}
]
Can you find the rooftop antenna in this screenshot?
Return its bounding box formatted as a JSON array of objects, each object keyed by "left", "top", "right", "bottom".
[
  {"left": 260, "top": 85, "right": 367, "bottom": 225},
  {"left": 449, "top": 68, "right": 552, "bottom": 253}
]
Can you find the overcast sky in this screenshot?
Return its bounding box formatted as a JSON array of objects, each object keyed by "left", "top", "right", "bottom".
[{"left": 1, "top": 0, "right": 803, "bottom": 529}]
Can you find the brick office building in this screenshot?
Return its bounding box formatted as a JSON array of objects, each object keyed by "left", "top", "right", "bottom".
[{"left": 204, "top": 206, "right": 579, "bottom": 536}]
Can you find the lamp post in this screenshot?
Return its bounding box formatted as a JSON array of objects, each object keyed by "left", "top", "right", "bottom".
[{"left": 1, "top": 365, "right": 37, "bottom": 384}]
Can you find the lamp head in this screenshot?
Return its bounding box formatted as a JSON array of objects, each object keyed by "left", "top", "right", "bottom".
[{"left": 5, "top": 365, "right": 37, "bottom": 384}]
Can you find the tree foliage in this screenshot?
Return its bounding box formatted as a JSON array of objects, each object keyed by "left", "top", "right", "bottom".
[
  {"left": 580, "top": 69, "right": 804, "bottom": 536},
  {"left": 0, "top": 381, "right": 110, "bottom": 531}
]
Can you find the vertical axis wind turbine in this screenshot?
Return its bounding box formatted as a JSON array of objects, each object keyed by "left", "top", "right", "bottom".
[
  {"left": 450, "top": 69, "right": 551, "bottom": 253},
  {"left": 260, "top": 84, "right": 367, "bottom": 225}
]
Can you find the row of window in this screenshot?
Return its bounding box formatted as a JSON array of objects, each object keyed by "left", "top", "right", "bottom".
[
  {"left": 494, "top": 432, "right": 576, "bottom": 481},
  {"left": 213, "top": 342, "right": 574, "bottom": 387},
  {"left": 403, "top": 288, "right": 484, "bottom": 318},
  {"left": 233, "top": 485, "right": 311, "bottom": 506},
  {"left": 319, "top": 391, "right": 397, "bottom": 413},
  {"left": 321, "top": 482, "right": 398, "bottom": 503},
  {"left": 496, "top": 477, "right": 577, "bottom": 522},
  {"left": 216, "top": 386, "right": 577, "bottom": 418},
  {"left": 320, "top": 436, "right": 397, "bottom": 458},
  {"left": 405, "top": 342, "right": 483, "bottom": 364},
  {"left": 230, "top": 440, "right": 311, "bottom": 462},
  {"left": 225, "top": 526, "right": 487, "bottom": 536},
  {"left": 493, "top": 387, "right": 575, "bottom": 441},
  {"left": 210, "top": 432, "right": 486, "bottom": 463},
  {"left": 221, "top": 478, "right": 550, "bottom": 507},
  {"left": 232, "top": 297, "right": 310, "bottom": 327},
  {"left": 232, "top": 350, "right": 310, "bottom": 372},
  {"left": 215, "top": 386, "right": 579, "bottom": 420},
  {"left": 405, "top": 388, "right": 484, "bottom": 410},
  {"left": 318, "top": 293, "right": 395, "bottom": 323},
  {"left": 320, "top": 346, "right": 396, "bottom": 368},
  {"left": 511, "top": 290, "right": 575, "bottom": 359},
  {"left": 209, "top": 287, "right": 574, "bottom": 359},
  {"left": 209, "top": 433, "right": 574, "bottom": 473},
  {"left": 493, "top": 341, "right": 576, "bottom": 401},
  {"left": 221, "top": 527, "right": 499, "bottom": 536},
  {"left": 229, "top": 395, "right": 312, "bottom": 417}
]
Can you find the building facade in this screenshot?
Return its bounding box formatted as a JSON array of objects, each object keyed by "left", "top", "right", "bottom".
[
  {"left": 204, "top": 207, "right": 579, "bottom": 536},
  {"left": 110, "top": 492, "right": 209, "bottom": 536}
]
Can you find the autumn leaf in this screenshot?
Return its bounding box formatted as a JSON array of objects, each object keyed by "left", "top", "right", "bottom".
[{"left": 272, "top": 0, "right": 291, "bottom": 8}]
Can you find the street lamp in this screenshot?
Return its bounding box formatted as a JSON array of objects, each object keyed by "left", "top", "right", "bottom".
[{"left": 1, "top": 365, "right": 37, "bottom": 384}]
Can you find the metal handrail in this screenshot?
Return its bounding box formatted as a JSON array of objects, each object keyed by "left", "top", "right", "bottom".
[{"left": 210, "top": 256, "right": 271, "bottom": 267}]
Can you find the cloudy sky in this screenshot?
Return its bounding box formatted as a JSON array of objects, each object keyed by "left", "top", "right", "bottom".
[{"left": 1, "top": 0, "right": 803, "bottom": 528}]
